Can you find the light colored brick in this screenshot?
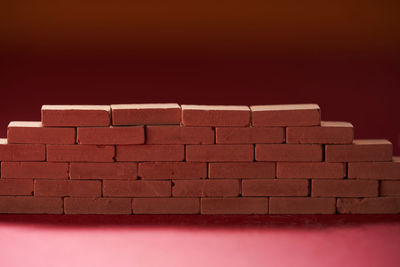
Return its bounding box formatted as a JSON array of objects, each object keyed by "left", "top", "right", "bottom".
[
  {"left": 42, "top": 105, "right": 110, "bottom": 126},
  {"left": 216, "top": 127, "right": 284, "bottom": 144},
  {"left": 186, "top": 145, "right": 254, "bottom": 162},
  {"left": 251, "top": 104, "right": 320, "bottom": 127},
  {"left": 7, "top": 121, "right": 76, "bottom": 144},
  {"left": 182, "top": 105, "right": 250, "bottom": 127},
  {"left": 146, "top": 126, "right": 214, "bottom": 144}
]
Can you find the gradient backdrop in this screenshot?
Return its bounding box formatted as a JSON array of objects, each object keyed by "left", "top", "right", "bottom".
[{"left": 0, "top": 1, "right": 400, "bottom": 266}]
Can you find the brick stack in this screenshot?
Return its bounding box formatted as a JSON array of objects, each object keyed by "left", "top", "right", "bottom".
[{"left": 0, "top": 103, "right": 399, "bottom": 214}]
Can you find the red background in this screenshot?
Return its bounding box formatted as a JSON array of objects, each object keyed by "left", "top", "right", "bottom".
[
  {"left": 0, "top": 2, "right": 400, "bottom": 266},
  {"left": 0, "top": 0, "right": 399, "bottom": 153}
]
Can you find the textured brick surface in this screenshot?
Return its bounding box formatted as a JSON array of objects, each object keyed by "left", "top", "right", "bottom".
[
  {"left": 277, "top": 162, "right": 345, "bottom": 179},
  {"left": 34, "top": 180, "right": 101, "bottom": 197},
  {"left": 216, "top": 127, "right": 284, "bottom": 144},
  {"left": 0, "top": 103, "right": 399, "bottom": 214},
  {"left": 182, "top": 105, "right": 250, "bottom": 127},
  {"left": 337, "top": 197, "right": 400, "bottom": 214},
  {"left": 0, "top": 180, "right": 33, "bottom": 195},
  {"left": 348, "top": 157, "right": 400, "bottom": 179},
  {"left": 138, "top": 162, "right": 206, "bottom": 179},
  {"left": 172, "top": 179, "right": 240, "bottom": 197},
  {"left": 1, "top": 162, "right": 69, "bottom": 179},
  {"left": 269, "top": 197, "right": 336, "bottom": 214},
  {"left": 380, "top": 181, "right": 400, "bottom": 196},
  {"left": 133, "top": 198, "right": 199, "bottom": 214},
  {"left": 312, "top": 180, "right": 378, "bottom": 197},
  {"left": 77, "top": 126, "right": 144, "bottom": 144},
  {"left": 7, "top": 121, "right": 76, "bottom": 144},
  {"left": 116, "top": 145, "right": 184, "bottom": 162},
  {"left": 325, "top": 139, "right": 393, "bottom": 162},
  {"left": 0, "top": 139, "right": 45, "bottom": 161},
  {"left": 64, "top": 197, "right": 132, "bottom": 214},
  {"left": 209, "top": 162, "right": 275, "bottom": 179},
  {"left": 103, "top": 180, "right": 171, "bottom": 197},
  {"left": 286, "top": 121, "right": 353, "bottom": 144},
  {"left": 47, "top": 145, "right": 115, "bottom": 162},
  {"left": 201, "top": 197, "right": 268, "bottom": 214},
  {"left": 70, "top": 162, "right": 137, "bottom": 179},
  {"left": 255, "top": 144, "right": 323, "bottom": 162},
  {"left": 251, "top": 104, "right": 320, "bottom": 127},
  {"left": 0, "top": 197, "right": 63, "bottom": 214},
  {"left": 146, "top": 126, "right": 214, "bottom": 144},
  {"left": 186, "top": 145, "right": 254, "bottom": 162},
  {"left": 42, "top": 105, "right": 110, "bottom": 127},
  {"left": 111, "top": 104, "right": 181, "bottom": 125},
  {"left": 242, "top": 179, "right": 309, "bottom": 196}
]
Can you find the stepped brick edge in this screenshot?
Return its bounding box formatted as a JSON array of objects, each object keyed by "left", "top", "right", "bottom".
[{"left": 0, "top": 103, "right": 399, "bottom": 214}]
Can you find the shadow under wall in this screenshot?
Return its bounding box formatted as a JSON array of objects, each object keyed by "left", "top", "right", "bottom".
[{"left": 0, "top": 214, "right": 399, "bottom": 229}]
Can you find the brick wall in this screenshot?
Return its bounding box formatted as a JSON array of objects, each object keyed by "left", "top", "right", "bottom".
[{"left": 0, "top": 103, "right": 399, "bottom": 214}]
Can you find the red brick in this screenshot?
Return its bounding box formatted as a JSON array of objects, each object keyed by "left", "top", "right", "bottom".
[
  {"left": 70, "top": 162, "right": 137, "bottom": 179},
  {"left": 348, "top": 157, "right": 400, "bottom": 179},
  {"left": 111, "top": 103, "right": 181, "bottom": 125},
  {"left": 255, "top": 144, "right": 322, "bottom": 162},
  {"left": 1, "top": 162, "right": 69, "bottom": 179},
  {"left": 116, "top": 145, "right": 184, "bottom": 162},
  {"left": 181, "top": 105, "right": 250, "bottom": 127},
  {"left": 64, "top": 197, "right": 132, "bottom": 214},
  {"left": 242, "top": 179, "right": 309, "bottom": 196},
  {"left": 7, "top": 121, "right": 76, "bottom": 144},
  {"left": 277, "top": 162, "right": 345, "bottom": 179},
  {"left": 0, "top": 179, "right": 33, "bottom": 195},
  {"left": 172, "top": 179, "right": 240, "bottom": 197},
  {"left": 47, "top": 145, "right": 115, "bottom": 162},
  {"left": 216, "top": 127, "right": 284, "bottom": 144},
  {"left": 269, "top": 197, "right": 336, "bottom": 214},
  {"left": 77, "top": 126, "right": 144, "bottom": 145},
  {"left": 201, "top": 197, "right": 268, "bottom": 214},
  {"left": 0, "top": 139, "right": 45, "bottom": 161},
  {"left": 103, "top": 180, "right": 171, "bottom": 197},
  {"left": 325, "top": 139, "right": 392, "bottom": 162},
  {"left": 138, "top": 162, "right": 206, "bottom": 179},
  {"left": 250, "top": 104, "right": 320, "bottom": 127},
  {"left": 286, "top": 121, "right": 353, "bottom": 144},
  {"left": 337, "top": 197, "right": 400, "bottom": 214},
  {"left": 0, "top": 197, "right": 63, "bottom": 214},
  {"left": 380, "top": 181, "right": 400, "bottom": 196},
  {"left": 311, "top": 180, "right": 378, "bottom": 197},
  {"left": 209, "top": 162, "right": 275, "bottom": 179},
  {"left": 146, "top": 126, "right": 214, "bottom": 144},
  {"left": 34, "top": 180, "right": 101, "bottom": 197},
  {"left": 133, "top": 198, "right": 199, "bottom": 214},
  {"left": 42, "top": 105, "right": 110, "bottom": 127},
  {"left": 186, "top": 145, "right": 253, "bottom": 162}
]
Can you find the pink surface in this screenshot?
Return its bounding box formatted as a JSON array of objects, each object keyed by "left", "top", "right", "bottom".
[{"left": 0, "top": 215, "right": 399, "bottom": 267}]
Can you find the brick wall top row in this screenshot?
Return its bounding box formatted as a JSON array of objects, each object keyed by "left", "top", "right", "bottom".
[{"left": 40, "top": 103, "right": 321, "bottom": 127}]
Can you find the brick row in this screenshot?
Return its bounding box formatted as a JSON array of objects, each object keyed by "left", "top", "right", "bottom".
[
  {"left": 0, "top": 196, "right": 398, "bottom": 214},
  {"left": 40, "top": 104, "right": 324, "bottom": 127}
]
